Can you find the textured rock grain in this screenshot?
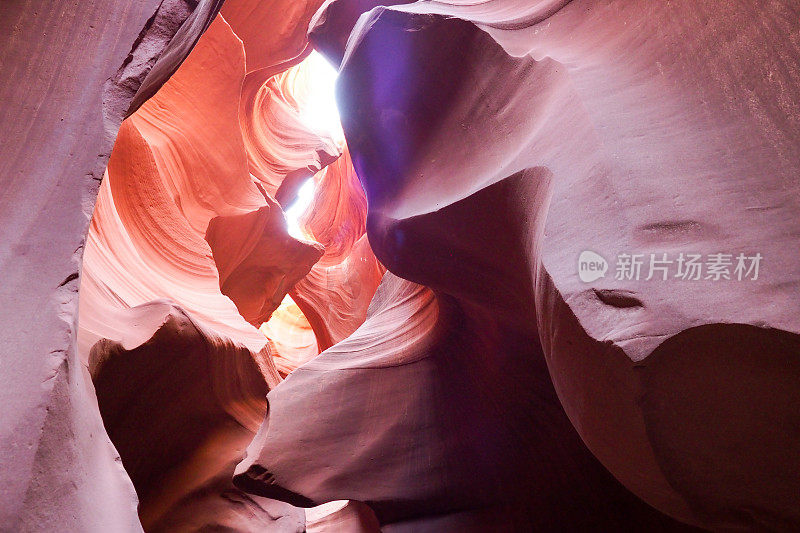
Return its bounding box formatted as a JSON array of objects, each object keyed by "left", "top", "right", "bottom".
[{"left": 0, "top": 0, "right": 224, "bottom": 529}]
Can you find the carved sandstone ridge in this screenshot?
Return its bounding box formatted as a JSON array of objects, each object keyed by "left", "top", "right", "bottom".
[
  {"left": 289, "top": 148, "right": 386, "bottom": 355},
  {"left": 79, "top": 2, "right": 384, "bottom": 530},
  {"left": 221, "top": 0, "right": 326, "bottom": 73},
  {"left": 308, "top": 0, "right": 414, "bottom": 68},
  {"left": 106, "top": 0, "right": 227, "bottom": 122},
  {"left": 80, "top": 13, "right": 345, "bottom": 357},
  {"left": 88, "top": 300, "right": 304, "bottom": 531},
  {"left": 5, "top": 0, "right": 800, "bottom": 531},
  {"left": 0, "top": 0, "right": 227, "bottom": 529},
  {"left": 234, "top": 173, "right": 692, "bottom": 531},
  {"left": 239, "top": 60, "right": 342, "bottom": 201},
  {"left": 205, "top": 189, "right": 325, "bottom": 327},
  {"left": 234, "top": 2, "right": 800, "bottom": 530},
  {"left": 306, "top": 500, "right": 381, "bottom": 532}
]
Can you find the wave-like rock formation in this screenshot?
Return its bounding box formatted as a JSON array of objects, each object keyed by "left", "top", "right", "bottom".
[
  {"left": 260, "top": 296, "right": 320, "bottom": 376},
  {"left": 290, "top": 148, "right": 386, "bottom": 353},
  {"left": 88, "top": 301, "right": 304, "bottom": 531},
  {"left": 3, "top": 0, "right": 800, "bottom": 531},
  {"left": 76, "top": 2, "right": 384, "bottom": 530},
  {"left": 239, "top": 56, "right": 342, "bottom": 201},
  {"left": 79, "top": 11, "right": 365, "bottom": 359},
  {"left": 80, "top": 16, "right": 268, "bottom": 358},
  {"left": 236, "top": 172, "right": 690, "bottom": 531},
  {"left": 205, "top": 188, "right": 324, "bottom": 327},
  {"left": 0, "top": 0, "right": 230, "bottom": 529},
  {"left": 235, "top": 1, "right": 800, "bottom": 531},
  {"left": 221, "top": 0, "right": 326, "bottom": 74}
]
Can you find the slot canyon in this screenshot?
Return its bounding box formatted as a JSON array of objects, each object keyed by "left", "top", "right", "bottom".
[{"left": 2, "top": 0, "right": 800, "bottom": 531}]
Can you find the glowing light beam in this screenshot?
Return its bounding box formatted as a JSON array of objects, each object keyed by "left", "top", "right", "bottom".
[{"left": 285, "top": 177, "right": 317, "bottom": 240}]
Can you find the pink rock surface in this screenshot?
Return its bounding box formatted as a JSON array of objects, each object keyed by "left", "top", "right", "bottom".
[
  {"left": 205, "top": 189, "right": 324, "bottom": 327},
  {"left": 260, "top": 296, "right": 320, "bottom": 375},
  {"left": 89, "top": 301, "right": 304, "bottom": 531},
  {"left": 221, "top": 0, "right": 326, "bottom": 73},
  {"left": 235, "top": 1, "right": 800, "bottom": 530},
  {"left": 239, "top": 61, "right": 341, "bottom": 201},
  {"left": 0, "top": 0, "right": 225, "bottom": 529},
  {"left": 308, "top": 0, "right": 414, "bottom": 67},
  {"left": 80, "top": 13, "right": 354, "bottom": 358},
  {"left": 290, "top": 148, "right": 386, "bottom": 352},
  {"left": 4, "top": 0, "right": 800, "bottom": 530},
  {"left": 236, "top": 173, "right": 688, "bottom": 531},
  {"left": 75, "top": 5, "right": 383, "bottom": 531},
  {"left": 80, "top": 16, "right": 269, "bottom": 357},
  {"left": 1, "top": 0, "right": 373, "bottom": 529},
  {"left": 306, "top": 500, "right": 380, "bottom": 532}
]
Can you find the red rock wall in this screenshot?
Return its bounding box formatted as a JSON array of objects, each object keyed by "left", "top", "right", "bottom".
[
  {"left": 77, "top": 3, "right": 384, "bottom": 530},
  {"left": 3, "top": 0, "right": 800, "bottom": 531}
]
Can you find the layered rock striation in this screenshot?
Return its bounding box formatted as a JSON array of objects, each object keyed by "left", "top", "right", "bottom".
[{"left": 2, "top": 0, "right": 800, "bottom": 531}]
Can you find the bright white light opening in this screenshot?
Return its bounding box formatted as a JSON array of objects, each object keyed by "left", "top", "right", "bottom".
[
  {"left": 299, "top": 51, "right": 344, "bottom": 146},
  {"left": 285, "top": 177, "right": 317, "bottom": 240},
  {"left": 285, "top": 51, "right": 343, "bottom": 240}
]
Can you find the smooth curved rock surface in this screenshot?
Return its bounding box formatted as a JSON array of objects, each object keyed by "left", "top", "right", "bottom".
[
  {"left": 222, "top": 0, "right": 326, "bottom": 73},
  {"left": 239, "top": 60, "right": 342, "bottom": 201},
  {"left": 80, "top": 14, "right": 354, "bottom": 357},
  {"left": 308, "top": 0, "right": 414, "bottom": 67},
  {"left": 237, "top": 2, "right": 800, "bottom": 530},
  {"left": 121, "top": 0, "right": 227, "bottom": 118},
  {"left": 89, "top": 301, "right": 304, "bottom": 531},
  {"left": 306, "top": 500, "right": 380, "bottom": 532},
  {"left": 0, "top": 0, "right": 226, "bottom": 529},
  {"left": 205, "top": 188, "right": 324, "bottom": 327},
  {"left": 6, "top": 0, "right": 800, "bottom": 531},
  {"left": 260, "top": 296, "right": 320, "bottom": 376},
  {"left": 77, "top": 5, "right": 384, "bottom": 531},
  {"left": 80, "top": 15, "right": 270, "bottom": 358},
  {"left": 235, "top": 175, "right": 692, "bottom": 530},
  {"left": 290, "top": 148, "right": 386, "bottom": 352}
]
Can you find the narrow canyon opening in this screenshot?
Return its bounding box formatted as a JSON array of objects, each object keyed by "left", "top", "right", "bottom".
[
  {"left": 32, "top": 1, "right": 797, "bottom": 531},
  {"left": 79, "top": 15, "right": 383, "bottom": 531}
]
